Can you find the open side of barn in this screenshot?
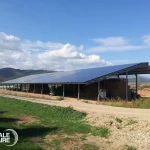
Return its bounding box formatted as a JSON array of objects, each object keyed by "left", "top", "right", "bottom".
[{"left": 1, "top": 62, "right": 150, "bottom": 101}]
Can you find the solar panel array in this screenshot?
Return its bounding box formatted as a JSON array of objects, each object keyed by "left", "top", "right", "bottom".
[{"left": 1, "top": 63, "right": 147, "bottom": 84}]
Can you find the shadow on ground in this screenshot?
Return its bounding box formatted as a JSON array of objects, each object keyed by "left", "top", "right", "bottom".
[
  {"left": 0, "top": 111, "right": 8, "bottom": 114},
  {"left": 0, "top": 117, "right": 19, "bottom": 122},
  {"left": 0, "top": 111, "right": 58, "bottom": 138}
]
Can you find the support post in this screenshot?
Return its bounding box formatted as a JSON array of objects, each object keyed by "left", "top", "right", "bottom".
[
  {"left": 28, "top": 84, "right": 29, "bottom": 92},
  {"left": 63, "top": 84, "right": 65, "bottom": 98},
  {"left": 78, "top": 84, "right": 80, "bottom": 100},
  {"left": 26, "top": 84, "right": 28, "bottom": 92},
  {"left": 16, "top": 84, "right": 18, "bottom": 91},
  {"left": 21, "top": 84, "right": 23, "bottom": 92},
  {"left": 33, "top": 84, "right": 35, "bottom": 94},
  {"left": 135, "top": 74, "right": 138, "bottom": 95},
  {"left": 97, "top": 81, "right": 100, "bottom": 102},
  {"left": 41, "top": 84, "right": 43, "bottom": 94},
  {"left": 117, "top": 75, "right": 120, "bottom": 79},
  {"left": 126, "top": 72, "right": 128, "bottom": 100},
  {"left": 27, "top": 84, "right": 30, "bottom": 93}
]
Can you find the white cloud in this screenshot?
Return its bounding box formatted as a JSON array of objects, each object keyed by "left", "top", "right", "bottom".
[
  {"left": 89, "top": 45, "right": 143, "bottom": 52},
  {"left": 0, "top": 32, "right": 112, "bottom": 70},
  {"left": 90, "top": 36, "right": 143, "bottom": 52},
  {"left": 143, "top": 35, "right": 150, "bottom": 45},
  {"left": 37, "top": 44, "right": 112, "bottom": 70},
  {"left": 21, "top": 40, "right": 64, "bottom": 52},
  {"left": 92, "top": 37, "right": 127, "bottom": 46},
  {"left": 0, "top": 32, "right": 21, "bottom": 51}
]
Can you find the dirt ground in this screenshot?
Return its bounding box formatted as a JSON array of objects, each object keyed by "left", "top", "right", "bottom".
[
  {"left": 138, "top": 89, "right": 150, "bottom": 97},
  {"left": 137, "top": 84, "right": 150, "bottom": 97},
  {"left": 0, "top": 90, "right": 150, "bottom": 150}
]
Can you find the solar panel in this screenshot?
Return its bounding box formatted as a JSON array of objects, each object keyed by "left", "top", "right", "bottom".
[{"left": 1, "top": 63, "right": 148, "bottom": 84}]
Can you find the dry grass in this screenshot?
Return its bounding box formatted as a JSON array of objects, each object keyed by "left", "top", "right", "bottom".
[
  {"left": 0, "top": 89, "right": 66, "bottom": 101},
  {"left": 0, "top": 89, "right": 54, "bottom": 99},
  {"left": 138, "top": 84, "right": 150, "bottom": 90},
  {"left": 101, "top": 98, "right": 150, "bottom": 109},
  {"left": 17, "top": 116, "right": 39, "bottom": 125},
  {"left": 138, "top": 85, "right": 150, "bottom": 97}
]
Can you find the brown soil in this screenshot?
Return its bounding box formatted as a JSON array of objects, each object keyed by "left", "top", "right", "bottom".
[
  {"left": 30, "top": 137, "right": 43, "bottom": 143},
  {"left": 138, "top": 89, "right": 150, "bottom": 97},
  {"left": 138, "top": 84, "right": 150, "bottom": 97},
  {"left": 17, "top": 116, "right": 38, "bottom": 124},
  {"left": 86, "top": 113, "right": 150, "bottom": 150}
]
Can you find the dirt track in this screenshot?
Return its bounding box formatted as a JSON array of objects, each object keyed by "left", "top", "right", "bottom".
[{"left": 1, "top": 94, "right": 150, "bottom": 120}]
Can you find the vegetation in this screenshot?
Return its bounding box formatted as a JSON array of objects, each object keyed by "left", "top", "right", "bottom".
[
  {"left": 115, "top": 117, "right": 123, "bottom": 123},
  {"left": 125, "top": 119, "right": 138, "bottom": 126},
  {"left": 92, "top": 127, "right": 110, "bottom": 138},
  {"left": 138, "top": 84, "right": 150, "bottom": 90},
  {"left": 82, "top": 100, "right": 90, "bottom": 103},
  {"left": 56, "top": 96, "right": 64, "bottom": 101},
  {"left": 82, "top": 144, "right": 99, "bottom": 150},
  {"left": 126, "top": 145, "right": 136, "bottom": 150},
  {"left": 102, "top": 98, "right": 150, "bottom": 109},
  {"left": 0, "top": 97, "right": 110, "bottom": 149}
]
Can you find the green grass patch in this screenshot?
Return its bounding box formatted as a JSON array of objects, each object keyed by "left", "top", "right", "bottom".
[
  {"left": 80, "top": 135, "right": 87, "bottom": 141},
  {"left": 0, "top": 96, "right": 108, "bottom": 149},
  {"left": 92, "top": 127, "right": 110, "bottom": 138},
  {"left": 126, "top": 145, "right": 137, "bottom": 150},
  {"left": 115, "top": 117, "right": 123, "bottom": 123},
  {"left": 125, "top": 119, "right": 138, "bottom": 126},
  {"left": 56, "top": 96, "right": 64, "bottom": 101},
  {"left": 82, "top": 144, "right": 99, "bottom": 150}
]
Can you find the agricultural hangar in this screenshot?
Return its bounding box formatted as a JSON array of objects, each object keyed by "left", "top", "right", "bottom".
[{"left": 1, "top": 62, "right": 150, "bottom": 101}]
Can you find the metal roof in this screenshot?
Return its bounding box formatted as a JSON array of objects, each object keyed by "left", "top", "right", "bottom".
[{"left": 1, "top": 62, "right": 150, "bottom": 84}]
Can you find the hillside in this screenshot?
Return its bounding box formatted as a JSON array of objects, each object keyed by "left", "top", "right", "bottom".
[
  {"left": 0, "top": 68, "right": 54, "bottom": 82},
  {"left": 129, "top": 76, "right": 150, "bottom": 84}
]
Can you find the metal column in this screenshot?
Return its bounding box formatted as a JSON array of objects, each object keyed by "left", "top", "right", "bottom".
[
  {"left": 63, "top": 84, "right": 65, "bottom": 98},
  {"left": 41, "top": 84, "right": 43, "bottom": 94},
  {"left": 16, "top": 84, "right": 18, "bottom": 91},
  {"left": 21, "top": 84, "right": 23, "bottom": 92},
  {"left": 135, "top": 74, "right": 138, "bottom": 95},
  {"left": 78, "top": 84, "right": 80, "bottom": 100},
  {"left": 117, "top": 75, "right": 120, "bottom": 79},
  {"left": 33, "top": 84, "right": 35, "bottom": 94},
  {"left": 25, "top": 84, "right": 27, "bottom": 92},
  {"left": 126, "top": 72, "right": 128, "bottom": 100},
  {"left": 97, "top": 81, "right": 100, "bottom": 102}
]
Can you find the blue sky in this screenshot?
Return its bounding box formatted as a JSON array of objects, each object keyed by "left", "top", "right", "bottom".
[{"left": 0, "top": 0, "right": 150, "bottom": 71}]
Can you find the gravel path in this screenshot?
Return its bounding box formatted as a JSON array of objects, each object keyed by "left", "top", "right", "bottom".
[{"left": 1, "top": 94, "right": 150, "bottom": 120}]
